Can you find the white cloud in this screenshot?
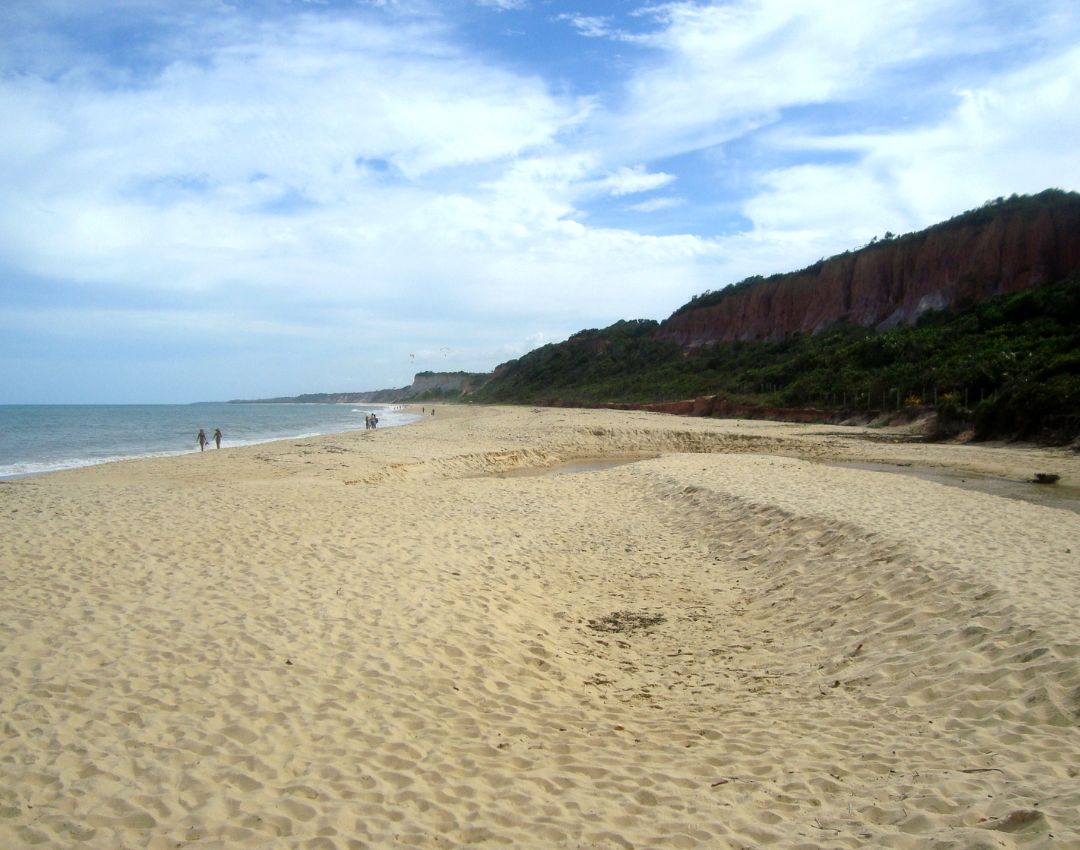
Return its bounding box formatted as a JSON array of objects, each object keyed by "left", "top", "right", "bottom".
[
  {"left": 742, "top": 42, "right": 1080, "bottom": 251},
  {"left": 585, "top": 0, "right": 1068, "bottom": 165},
  {"left": 603, "top": 0, "right": 893, "bottom": 158},
  {"left": 476, "top": 0, "right": 528, "bottom": 10},
  {"left": 0, "top": 4, "right": 727, "bottom": 396},
  {"left": 628, "top": 196, "right": 684, "bottom": 213},
  {"left": 0, "top": 14, "right": 593, "bottom": 296},
  {"left": 555, "top": 14, "right": 616, "bottom": 39},
  {"left": 584, "top": 165, "right": 677, "bottom": 197}
]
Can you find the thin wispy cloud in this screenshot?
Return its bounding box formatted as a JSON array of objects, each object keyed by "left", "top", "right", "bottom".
[
  {"left": 477, "top": 0, "right": 529, "bottom": 10},
  {"left": 586, "top": 165, "right": 677, "bottom": 197},
  {"left": 555, "top": 14, "right": 619, "bottom": 39},
  {"left": 628, "top": 197, "right": 684, "bottom": 213},
  {"left": 1, "top": 0, "right": 1078, "bottom": 402}
]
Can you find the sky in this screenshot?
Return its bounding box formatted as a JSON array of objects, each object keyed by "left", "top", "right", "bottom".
[{"left": 2, "top": 0, "right": 1079, "bottom": 403}]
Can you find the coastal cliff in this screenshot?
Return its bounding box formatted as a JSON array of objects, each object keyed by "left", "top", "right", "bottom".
[
  {"left": 472, "top": 191, "right": 1080, "bottom": 441},
  {"left": 236, "top": 191, "right": 1080, "bottom": 440},
  {"left": 658, "top": 191, "right": 1080, "bottom": 348},
  {"left": 355, "top": 371, "right": 489, "bottom": 402}
]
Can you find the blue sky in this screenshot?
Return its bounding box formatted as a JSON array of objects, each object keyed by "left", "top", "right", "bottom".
[{"left": 2, "top": 0, "right": 1079, "bottom": 403}]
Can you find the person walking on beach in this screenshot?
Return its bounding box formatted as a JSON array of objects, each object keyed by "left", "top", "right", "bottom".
[
  {"left": 197, "top": 429, "right": 207, "bottom": 451},
  {"left": 213, "top": 428, "right": 222, "bottom": 449}
]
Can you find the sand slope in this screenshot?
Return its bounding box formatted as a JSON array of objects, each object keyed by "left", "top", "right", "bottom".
[{"left": 2, "top": 406, "right": 1078, "bottom": 849}]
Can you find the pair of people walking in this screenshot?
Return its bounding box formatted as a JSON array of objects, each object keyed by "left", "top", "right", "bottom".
[{"left": 197, "top": 428, "right": 222, "bottom": 451}]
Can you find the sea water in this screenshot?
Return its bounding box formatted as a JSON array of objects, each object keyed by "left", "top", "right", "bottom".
[{"left": 0, "top": 403, "right": 420, "bottom": 479}]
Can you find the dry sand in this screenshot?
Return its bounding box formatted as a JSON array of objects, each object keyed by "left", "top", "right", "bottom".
[{"left": 2, "top": 405, "right": 1079, "bottom": 849}]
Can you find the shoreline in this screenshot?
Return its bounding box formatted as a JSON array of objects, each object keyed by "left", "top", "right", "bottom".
[
  {"left": 3, "top": 405, "right": 1079, "bottom": 848},
  {"left": 7, "top": 398, "right": 1077, "bottom": 488},
  {"left": 0, "top": 401, "right": 423, "bottom": 482}
]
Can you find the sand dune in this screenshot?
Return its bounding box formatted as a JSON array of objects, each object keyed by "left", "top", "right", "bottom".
[{"left": 2, "top": 405, "right": 1078, "bottom": 848}]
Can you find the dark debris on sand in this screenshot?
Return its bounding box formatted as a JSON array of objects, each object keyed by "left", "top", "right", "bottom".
[{"left": 587, "top": 611, "right": 666, "bottom": 634}]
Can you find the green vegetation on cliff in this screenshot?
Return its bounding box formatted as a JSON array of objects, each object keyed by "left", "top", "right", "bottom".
[
  {"left": 476, "top": 320, "right": 676, "bottom": 402},
  {"left": 472, "top": 276, "right": 1080, "bottom": 442}
]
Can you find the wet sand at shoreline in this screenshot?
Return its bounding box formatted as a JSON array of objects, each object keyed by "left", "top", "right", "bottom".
[{"left": 2, "top": 405, "right": 1079, "bottom": 849}]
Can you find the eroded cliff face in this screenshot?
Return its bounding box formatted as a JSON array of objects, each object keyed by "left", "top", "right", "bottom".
[
  {"left": 658, "top": 200, "right": 1080, "bottom": 348},
  {"left": 408, "top": 372, "right": 485, "bottom": 395},
  {"left": 356, "top": 372, "right": 489, "bottom": 402}
]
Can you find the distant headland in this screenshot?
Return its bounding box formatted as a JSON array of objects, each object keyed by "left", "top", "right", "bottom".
[{"left": 229, "top": 371, "right": 491, "bottom": 405}]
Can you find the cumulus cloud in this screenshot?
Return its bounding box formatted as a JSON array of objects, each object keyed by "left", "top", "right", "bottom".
[{"left": 0, "top": 13, "right": 586, "bottom": 295}]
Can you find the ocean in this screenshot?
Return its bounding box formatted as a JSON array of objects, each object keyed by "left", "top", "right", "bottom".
[{"left": 0, "top": 402, "right": 420, "bottom": 480}]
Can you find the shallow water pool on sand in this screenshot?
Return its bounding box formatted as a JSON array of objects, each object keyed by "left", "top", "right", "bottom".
[{"left": 833, "top": 461, "right": 1080, "bottom": 514}]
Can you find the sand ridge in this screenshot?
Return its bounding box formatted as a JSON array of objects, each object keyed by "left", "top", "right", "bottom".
[{"left": 1, "top": 405, "right": 1078, "bottom": 848}]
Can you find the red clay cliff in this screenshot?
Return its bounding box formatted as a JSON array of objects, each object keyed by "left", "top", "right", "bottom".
[{"left": 658, "top": 193, "right": 1080, "bottom": 349}]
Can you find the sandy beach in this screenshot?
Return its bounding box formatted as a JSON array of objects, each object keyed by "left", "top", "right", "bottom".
[{"left": 2, "top": 404, "right": 1079, "bottom": 850}]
